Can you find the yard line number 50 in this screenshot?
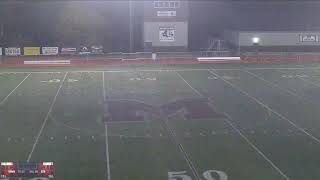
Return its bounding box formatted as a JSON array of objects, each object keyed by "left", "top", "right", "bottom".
[{"left": 168, "top": 170, "right": 228, "bottom": 180}]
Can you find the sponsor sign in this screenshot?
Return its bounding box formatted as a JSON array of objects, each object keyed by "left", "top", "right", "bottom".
[
  {"left": 5, "top": 47, "right": 21, "bottom": 56},
  {"left": 159, "top": 27, "right": 175, "bottom": 42},
  {"left": 61, "top": 48, "right": 77, "bottom": 55},
  {"left": 24, "top": 47, "right": 40, "bottom": 56},
  {"left": 157, "top": 11, "right": 176, "bottom": 17},
  {"left": 42, "top": 47, "right": 59, "bottom": 55},
  {"left": 79, "top": 46, "right": 91, "bottom": 55},
  {"left": 91, "top": 45, "right": 104, "bottom": 54},
  {"left": 0, "top": 48, "right": 2, "bottom": 56},
  {"left": 299, "top": 34, "right": 319, "bottom": 42}
]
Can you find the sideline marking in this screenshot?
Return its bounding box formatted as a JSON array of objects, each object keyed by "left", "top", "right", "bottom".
[
  {"left": 175, "top": 70, "right": 290, "bottom": 180},
  {"left": 0, "top": 73, "right": 30, "bottom": 105},
  {"left": 209, "top": 69, "right": 320, "bottom": 145},
  {"left": 2, "top": 66, "right": 320, "bottom": 74},
  {"left": 103, "top": 72, "right": 111, "bottom": 180},
  {"left": 27, "top": 72, "right": 68, "bottom": 162}
]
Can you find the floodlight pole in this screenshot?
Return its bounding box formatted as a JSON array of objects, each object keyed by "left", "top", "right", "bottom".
[
  {"left": 253, "top": 43, "right": 259, "bottom": 61},
  {"left": 129, "top": 0, "right": 134, "bottom": 53}
]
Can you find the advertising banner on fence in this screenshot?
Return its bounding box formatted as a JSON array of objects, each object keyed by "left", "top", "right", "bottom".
[
  {"left": 5, "top": 47, "right": 21, "bottom": 56},
  {"left": 61, "top": 48, "right": 77, "bottom": 55},
  {"left": 42, "top": 47, "right": 59, "bottom": 55},
  {"left": 91, "top": 45, "right": 104, "bottom": 54},
  {"left": 24, "top": 47, "right": 40, "bottom": 56},
  {"left": 79, "top": 46, "right": 90, "bottom": 55},
  {"left": 299, "top": 34, "right": 319, "bottom": 42},
  {"left": 0, "top": 48, "right": 2, "bottom": 56}
]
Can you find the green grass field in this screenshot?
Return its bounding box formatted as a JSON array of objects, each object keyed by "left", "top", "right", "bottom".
[{"left": 1, "top": 63, "right": 320, "bottom": 180}]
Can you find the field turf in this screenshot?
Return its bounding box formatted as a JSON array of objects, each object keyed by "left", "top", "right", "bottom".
[{"left": 1, "top": 63, "right": 320, "bottom": 180}]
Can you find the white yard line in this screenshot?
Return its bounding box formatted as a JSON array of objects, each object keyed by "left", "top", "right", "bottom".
[
  {"left": 223, "top": 114, "right": 290, "bottom": 180},
  {"left": 104, "top": 124, "right": 111, "bottom": 180},
  {"left": 275, "top": 68, "right": 320, "bottom": 89},
  {"left": 103, "top": 71, "right": 111, "bottom": 180},
  {"left": 103, "top": 72, "right": 106, "bottom": 101},
  {"left": 0, "top": 73, "right": 31, "bottom": 105},
  {"left": 175, "top": 71, "right": 202, "bottom": 97},
  {"left": 163, "top": 117, "right": 201, "bottom": 180},
  {"left": 27, "top": 72, "right": 68, "bottom": 162},
  {"left": 175, "top": 70, "right": 291, "bottom": 180},
  {"left": 297, "top": 76, "right": 320, "bottom": 88},
  {"left": 242, "top": 70, "right": 300, "bottom": 97},
  {"left": 208, "top": 69, "right": 320, "bottom": 144},
  {"left": 154, "top": 71, "right": 202, "bottom": 180},
  {"left": 243, "top": 69, "right": 318, "bottom": 107}
]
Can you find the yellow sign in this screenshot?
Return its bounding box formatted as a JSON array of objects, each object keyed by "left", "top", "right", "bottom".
[{"left": 24, "top": 47, "right": 40, "bottom": 56}]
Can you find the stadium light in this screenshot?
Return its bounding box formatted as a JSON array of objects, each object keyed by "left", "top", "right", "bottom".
[{"left": 252, "top": 37, "right": 260, "bottom": 44}]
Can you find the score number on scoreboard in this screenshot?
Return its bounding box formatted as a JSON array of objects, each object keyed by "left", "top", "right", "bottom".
[{"left": 0, "top": 162, "right": 54, "bottom": 179}]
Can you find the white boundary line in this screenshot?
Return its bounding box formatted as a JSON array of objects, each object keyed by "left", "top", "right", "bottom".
[
  {"left": 27, "top": 72, "right": 68, "bottom": 162},
  {"left": 0, "top": 73, "right": 31, "bottom": 105},
  {"left": 175, "top": 70, "right": 291, "bottom": 180},
  {"left": 208, "top": 69, "right": 320, "bottom": 144},
  {"left": 103, "top": 72, "right": 111, "bottom": 180},
  {"left": 2, "top": 66, "right": 320, "bottom": 74}
]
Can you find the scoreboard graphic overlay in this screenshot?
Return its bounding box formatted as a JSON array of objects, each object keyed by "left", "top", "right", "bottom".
[{"left": 1, "top": 162, "right": 54, "bottom": 179}]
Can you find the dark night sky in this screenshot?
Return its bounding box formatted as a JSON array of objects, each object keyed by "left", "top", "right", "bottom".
[{"left": 1, "top": 1, "right": 320, "bottom": 51}]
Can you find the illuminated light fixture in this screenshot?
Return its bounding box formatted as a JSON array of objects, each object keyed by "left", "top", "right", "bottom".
[{"left": 252, "top": 37, "right": 260, "bottom": 44}]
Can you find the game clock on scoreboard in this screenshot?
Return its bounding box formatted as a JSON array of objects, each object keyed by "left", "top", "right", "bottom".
[{"left": 0, "top": 162, "right": 54, "bottom": 179}]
